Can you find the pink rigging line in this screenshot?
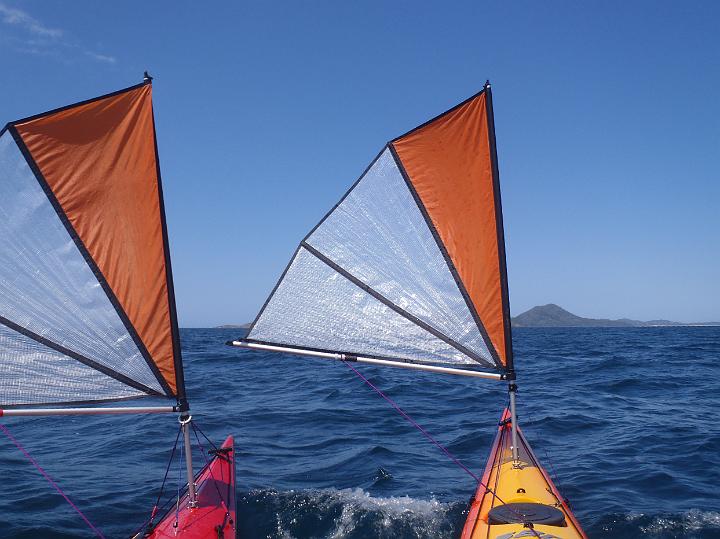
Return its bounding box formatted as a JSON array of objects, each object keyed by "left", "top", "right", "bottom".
[
  {"left": 342, "top": 360, "right": 481, "bottom": 484},
  {"left": 0, "top": 423, "right": 106, "bottom": 539}
]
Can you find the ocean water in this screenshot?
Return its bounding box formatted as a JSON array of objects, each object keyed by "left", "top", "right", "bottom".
[{"left": 0, "top": 327, "right": 718, "bottom": 538}]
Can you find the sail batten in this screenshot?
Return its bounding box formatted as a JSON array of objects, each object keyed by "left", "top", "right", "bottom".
[
  {"left": 0, "top": 81, "right": 184, "bottom": 406},
  {"left": 239, "top": 85, "right": 513, "bottom": 375}
]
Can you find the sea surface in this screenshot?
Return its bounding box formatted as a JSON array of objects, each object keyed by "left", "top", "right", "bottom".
[{"left": 0, "top": 327, "right": 718, "bottom": 538}]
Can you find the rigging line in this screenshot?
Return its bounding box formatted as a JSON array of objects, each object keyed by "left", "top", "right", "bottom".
[
  {"left": 128, "top": 425, "right": 183, "bottom": 538},
  {"left": 343, "top": 360, "right": 481, "bottom": 483},
  {"left": 151, "top": 426, "right": 183, "bottom": 524},
  {"left": 193, "top": 421, "right": 219, "bottom": 452},
  {"left": 345, "top": 362, "right": 543, "bottom": 537},
  {"left": 0, "top": 423, "right": 106, "bottom": 539},
  {"left": 191, "top": 424, "right": 231, "bottom": 520}
]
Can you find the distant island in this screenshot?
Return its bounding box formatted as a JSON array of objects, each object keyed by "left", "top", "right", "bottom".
[
  {"left": 216, "top": 323, "right": 251, "bottom": 329},
  {"left": 512, "top": 304, "right": 720, "bottom": 328},
  {"left": 217, "top": 304, "right": 719, "bottom": 330}
]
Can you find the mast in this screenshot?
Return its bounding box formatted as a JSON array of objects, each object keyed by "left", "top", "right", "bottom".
[
  {"left": 145, "top": 71, "right": 197, "bottom": 506},
  {"left": 484, "top": 80, "right": 519, "bottom": 463}
]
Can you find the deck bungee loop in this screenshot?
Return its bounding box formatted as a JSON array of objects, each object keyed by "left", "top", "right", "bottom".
[{"left": 0, "top": 423, "right": 106, "bottom": 538}]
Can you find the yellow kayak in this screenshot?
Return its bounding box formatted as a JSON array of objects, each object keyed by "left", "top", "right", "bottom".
[{"left": 461, "top": 409, "right": 588, "bottom": 539}]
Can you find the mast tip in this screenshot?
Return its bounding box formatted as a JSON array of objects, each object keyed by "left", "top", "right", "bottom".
[
  {"left": 484, "top": 80, "right": 491, "bottom": 89},
  {"left": 143, "top": 71, "right": 153, "bottom": 83}
]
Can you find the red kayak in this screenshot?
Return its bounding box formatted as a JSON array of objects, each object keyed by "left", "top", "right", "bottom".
[{"left": 136, "top": 436, "right": 236, "bottom": 539}]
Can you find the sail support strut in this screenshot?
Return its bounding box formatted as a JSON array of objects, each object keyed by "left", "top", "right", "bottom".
[
  {"left": 229, "top": 340, "right": 504, "bottom": 380},
  {"left": 0, "top": 406, "right": 177, "bottom": 417}
]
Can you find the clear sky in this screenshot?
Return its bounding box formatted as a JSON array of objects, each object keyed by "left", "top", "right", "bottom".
[{"left": 0, "top": 1, "right": 717, "bottom": 326}]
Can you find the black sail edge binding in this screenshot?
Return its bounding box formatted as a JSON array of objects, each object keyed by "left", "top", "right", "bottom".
[
  {"left": 149, "top": 92, "right": 188, "bottom": 407},
  {"left": 484, "top": 82, "right": 515, "bottom": 375}
]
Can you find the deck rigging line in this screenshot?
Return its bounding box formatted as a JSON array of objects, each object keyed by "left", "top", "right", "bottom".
[
  {"left": 191, "top": 423, "right": 232, "bottom": 528},
  {"left": 343, "top": 361, "right": 543, "bottom": 537},
  {"left": 0, "top": 423, "right": 106, "bottom": 539},
  {"left": 130, "top": 424, "right": 184, "bottom": 537}
]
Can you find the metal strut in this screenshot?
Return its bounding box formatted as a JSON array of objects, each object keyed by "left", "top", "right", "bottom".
[
  {"left": 179, "top": 412, "right": 197, "bottom": 508},
  {"left": 508, "top": 382, "right": 519, "bottom": 464}
]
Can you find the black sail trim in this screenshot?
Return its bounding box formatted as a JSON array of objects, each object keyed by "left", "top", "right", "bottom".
[
  {"left": 484, "top": 83, "right": 514, "bottom": 374},
  {"left": 386, "top": 143, "right": 503, "bottom": 369},
  {"left": 149, "top": 92, "right": 187, "bottom": 404},
  {"left": 389, "top": 87, "right": 488, "bottom": 143},
  {"left": 245, "top": 245, "right": 303, "bottom": 338},
  {"left": 8, "top": 126, "right": 174, "bottom": 397},
  {"left": 301, "top": 146, "right": 388, "bottom": 243},
  {"left": 301, "top": 243, "right": 495, "bottom": 368},
  {"left": 9, "top": 81, "right": 150, "bottom": 127},
  {"left": 0, "top": 315, "right": 163, "bottom": 397}
]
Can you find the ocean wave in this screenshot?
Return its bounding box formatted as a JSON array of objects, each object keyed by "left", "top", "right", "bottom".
[{"left": 238, "top": 487, "right": 464, "bottom": 539}]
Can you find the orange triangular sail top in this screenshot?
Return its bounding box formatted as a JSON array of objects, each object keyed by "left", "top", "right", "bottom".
[
  {"left": 391, "top": 88, "right": 512, "bottom": 368},
  {"left": 14, "top": 83, "right": 180, "bottom": 395}
]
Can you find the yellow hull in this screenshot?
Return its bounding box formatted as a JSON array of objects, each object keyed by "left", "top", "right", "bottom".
[{"left": 461, "top": 409, "right": 587, "bottom": 539}]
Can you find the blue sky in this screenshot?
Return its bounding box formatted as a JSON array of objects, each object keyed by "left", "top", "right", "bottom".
[{"left": 0, "top": 1, "right": 717, "bottom": 326}]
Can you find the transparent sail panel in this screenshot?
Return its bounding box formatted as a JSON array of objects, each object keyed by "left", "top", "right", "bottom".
[
  {"left": 249, "top": 247, "right": 479, "bottom": 365},
  {"left": 306, "top": 148, "right": 495, "bottom": 367},
  {"left": 0, "top": 132, "right": 163, "bottom": 401},
  {"left": 0, "top": 325, "right": 144, "bottom": 405}
]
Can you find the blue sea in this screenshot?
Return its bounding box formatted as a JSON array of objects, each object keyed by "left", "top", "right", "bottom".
[{"left": 0, "top": 327, "right": 718, "bottom": 538}]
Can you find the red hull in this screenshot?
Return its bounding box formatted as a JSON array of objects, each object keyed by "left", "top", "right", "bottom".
[{"left": 140, "top": 435, "right": 236, "bottom": 539}]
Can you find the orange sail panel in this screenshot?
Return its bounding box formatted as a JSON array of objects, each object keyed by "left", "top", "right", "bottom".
[
  {"left": 14, "top": 84, "right": 178, "bottom": 395},
  {"left": 391, "top": 90, "right": 510, "bottom": 368}
]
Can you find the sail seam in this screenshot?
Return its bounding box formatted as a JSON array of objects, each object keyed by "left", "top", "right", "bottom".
[
  {"left": 7, "top": 126, "right": 174, "bottom": 398},
  {"left": 386, "top": 143, "right": 503, "bottom": 370},
  {"left": 149, "top": 101, "right": 186, "bottom": 403},
  {"left": 0, "top": 315, "right": 163, "bottom": 397},
  {"left": 301, "top": 242, "right": 495, "bottom": 368}
]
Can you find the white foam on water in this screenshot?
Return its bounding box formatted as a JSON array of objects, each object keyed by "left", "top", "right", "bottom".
[
  {"left": 625, "top": 509, "right": 720, "bottom": 535},
  {"left": 261, "top": 487, "right": 457, "bottom": 539}
]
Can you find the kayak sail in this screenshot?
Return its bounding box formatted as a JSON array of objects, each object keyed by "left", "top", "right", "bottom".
[
  {"left": 0, "top": 78, "right": 235, "bottom": 538},
  {"left": 233, "top": 85, "right": 512, "bottom": 377},
  {"left": 0, "top": 82, "right": 182, "bottom": 406},
  {"left": 229, "top": 81, "right": 587, "bottom": 537}
]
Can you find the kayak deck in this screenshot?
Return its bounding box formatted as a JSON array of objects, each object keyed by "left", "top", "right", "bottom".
[
  {"left": 461, "top": 410, "right": 587, "bottom": 539},
  {"left": 138, "top": 435, "right": 236, "bottom": 539}
]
